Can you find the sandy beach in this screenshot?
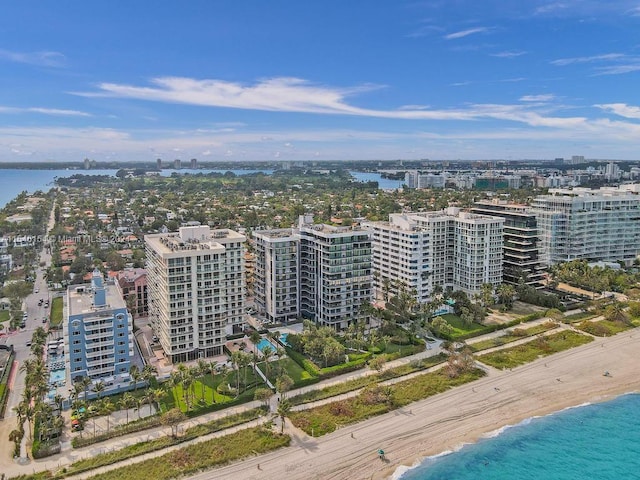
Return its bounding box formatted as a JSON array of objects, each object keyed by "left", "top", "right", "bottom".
[{"left": 192, "top": 332, "right": 640, "bottom": 480}]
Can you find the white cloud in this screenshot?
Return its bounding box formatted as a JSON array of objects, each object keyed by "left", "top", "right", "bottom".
[
  {"left": 551, "top": 53, "right": 626, "bottom": 66},
  {"left": 443, "top": 27, "right": 490, "bottom": 40},
  {"left": 595, "top": 103, "right": 640, "bottom": 119},
  {"left": 0, "top": 105, "right": 90, "bottom": 116},
  {"left": 594, "top": 62, "right": 640, "bottom": 75},
  {"left": 0, "top": 49, "right": 65, "bottom": 67},
  {"left": 534, "top": 2, "right": 570, "bottom": 15},
  {"left": 491, "top": 51, "right": 526, "bottom": 58},
  {"left": 519, "top": 94, "right": 556, "bottom": 102}
]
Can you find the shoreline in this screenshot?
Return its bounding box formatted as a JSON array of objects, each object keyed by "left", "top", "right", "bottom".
[
  {"left": 199, "top": 332, "right": 640, "bottom": 480},
  {"left": 389, "top": 391, "right": 640, "bottom": 480}
]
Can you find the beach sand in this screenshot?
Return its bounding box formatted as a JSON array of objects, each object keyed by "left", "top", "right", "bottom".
[{"left": 199, "top": 332, "right": 640, "bottom": 480}]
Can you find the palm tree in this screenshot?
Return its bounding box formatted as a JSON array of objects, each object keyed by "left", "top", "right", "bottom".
[
  {"left": 275, "top": 374, "right": 293, "bottom": 401},
  {"left": 196, "top": 359, "right": 210, "bottom": 404},
  {"left": 119, "top": 393, "right": 136, "bottom": 424},
  {"left": 81, "top": 376, "right": 92, "bottom": 402},
  {"left": 277, "top": 399, "right": 291, "bottom": 434},
  {"left": 230, "top": 351, "right": 242, "bottom": 396},
  {"left": 100, "top": 398, "right": 115, "bottom": 433},
  {"left": 92, "top": 381, "right": 105, "bottom": 400},
  {"left": 261, "top": 345, "right": 274, "bottom": 379},
  {"left": 249, "top": 330, "right": 261, "bottom": 356},
  {"left": 141, "top": 364, "right": 158, "bottom": 385},
  {"left": 129, "top": 365, "right": 141, "bottom": 392}
]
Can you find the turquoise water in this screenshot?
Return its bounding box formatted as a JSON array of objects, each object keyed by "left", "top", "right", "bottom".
[
  {"left": 280, "top": 333, "right": 289, "bottom": 346},
  {"left": 398, "top": 393, "right": 640, "bottom": 480},
  {"left": 49, "top": 369, "right": 65, "bottom": 383},
  {"left": 256, "top": 338, "right": 276, "bottom": 353}
]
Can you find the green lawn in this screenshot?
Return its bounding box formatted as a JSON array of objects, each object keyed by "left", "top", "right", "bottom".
[
  {"left": 0, "top": 310, "right": 9, "bottom": 323},
  {"left": 161, "top": 368, "right": 264, "bottom": 415},
  {"left": 477, "top": 330, "right": 594, "bottom": 370},
  {"left": 50, "top": 296, "right": 63, "bottom": 327},
  {"left": 267, "top": 357, "right": 314, "bottom": 385},
  {"left": 440, "top": 314, "right": 491, "bottom": 338}
]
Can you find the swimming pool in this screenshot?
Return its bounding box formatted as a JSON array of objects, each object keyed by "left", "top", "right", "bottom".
[
  {"left": 256, "top": 338, "right": 276, "bottom": 354},
  {"left": 49, "top": 369, "right": 65, "bottom": 384},
  {"left": 280, "top": 333, "right": 289, "bottom": 346}
]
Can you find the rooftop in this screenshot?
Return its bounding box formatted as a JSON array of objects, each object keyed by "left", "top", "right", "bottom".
[{"left": 68, "top": 282, "right": 126, "bottom": 316}]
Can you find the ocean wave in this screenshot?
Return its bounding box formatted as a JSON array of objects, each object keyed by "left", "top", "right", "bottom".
[{"left": 390, "top": 445, "right": 467, "bottom": 480}]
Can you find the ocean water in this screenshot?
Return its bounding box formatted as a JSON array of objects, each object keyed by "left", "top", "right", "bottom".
[{"left": 397, "top": 393, "right": 640, "bottom": 480}]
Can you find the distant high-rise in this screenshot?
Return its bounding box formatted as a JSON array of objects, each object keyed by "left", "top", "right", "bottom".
[
  {"left": 174, "top": 159, "right": 181, "bottom": 169},
  {"left": 145, "top": 226, "right": 246, "bottom": 363},
  {"left": 157, "top": 158, "right": 162, "bottom": 170},
  {"left": 190, "top": 158, "right": 197, "bottom": 169},
  {"left": 531, "top": 186, "right": 640, "bottom": 266},
  {"left": 83, "top": 158, "right": 90, "bottom": 170}
]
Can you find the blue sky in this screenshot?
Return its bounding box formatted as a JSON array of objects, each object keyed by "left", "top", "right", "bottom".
[{"left": 1, "top": 1, "right": 640, "bottom": 163}]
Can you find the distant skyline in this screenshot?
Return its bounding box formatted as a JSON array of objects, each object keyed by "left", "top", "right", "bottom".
[{"left": 1, "top": 1, "right": 640, "bottom": 162}]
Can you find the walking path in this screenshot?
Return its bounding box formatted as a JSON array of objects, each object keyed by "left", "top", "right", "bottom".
[
  {"left": 0, "top": 341, "right": 443, "bottom": 479},
  {"left": 0, "top": 312, "right": 612, "bottom": 479}
]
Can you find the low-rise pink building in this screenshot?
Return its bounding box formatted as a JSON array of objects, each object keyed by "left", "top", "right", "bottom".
[{"left": 116, "top": 268, "right": 148, "bottom": 318}]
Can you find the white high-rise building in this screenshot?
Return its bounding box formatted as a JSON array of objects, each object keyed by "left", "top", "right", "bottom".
[
  {"left": 253, "top": 229, "right": 299, "bottom": 324},
  {"left": 145, "top": 225, "right": 245, "bottom": 363},
  {"left": 365, "top": 208, "right": 504, "bottom": 302},
  {"left": 252, "top": 216, "right": 372, "bottom": 330},
  {"left": 531, "top": 187, "right": 640, "bottom": 266}
]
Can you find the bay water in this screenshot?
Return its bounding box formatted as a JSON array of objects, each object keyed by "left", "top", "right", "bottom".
[{"left": 0, "top": 168, "right": 398, "bottom": 208}]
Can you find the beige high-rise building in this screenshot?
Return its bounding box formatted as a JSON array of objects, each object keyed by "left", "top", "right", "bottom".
[{"left": 145, "top": 225, "right": 245, "bottom": 363}]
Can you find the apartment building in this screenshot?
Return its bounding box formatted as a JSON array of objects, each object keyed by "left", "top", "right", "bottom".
[
  {"left": 65, "top": 269, "right": 134, "bottom": 385},
  {"left": 471, "top": 201, "right": 545, "bottom": 288},
  {"left": 531, "top": 187, "right": 640, "bottom": 266},
  {"left": 252, "top": 216, "right": 372, "bottom": 330},
  {"left": 253, "top": 229, "right": 299, "bottom": 324},
  {"left": 365, "top": 207, "right": 504, "bottom": 302},
  {"left": 145, "top": 225, "right": 245, "bottom": 363},
  {"left": 297, "top": 216, "right": 372, "bottom": 330},
  {"left": 116, "top": 268, "right": 148, "bottom": 318}
]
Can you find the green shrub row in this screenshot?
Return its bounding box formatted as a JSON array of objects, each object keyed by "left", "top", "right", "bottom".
[
  {"left": 72, "top": 416, "right": 163, "bottom": 448},
  {"left": 61, "top": 407, "right": 267, "bottom": 478},
  {"left": 289, "top": 354, "right": 448, "bottom": 406},
  {"left": 285, "top": 347, "right": 320, "bottom": 377},
  {"left": 0, "top": 349, "right": 16, "bottom": 419},
  {"left": 438, "top": 310, "right": 548, "bottom": 342},
  {"left": 289, "top": 368, "right": 485, "bottom": 436},
  {"left": 83, "top": 427, "right": 290, "bottom": 480}
]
